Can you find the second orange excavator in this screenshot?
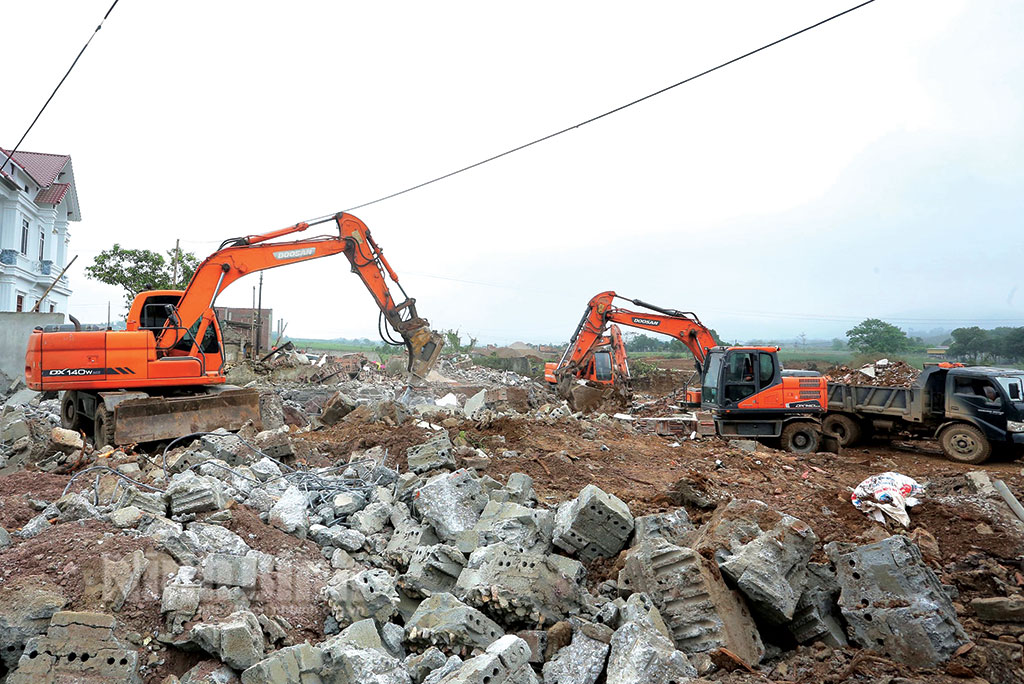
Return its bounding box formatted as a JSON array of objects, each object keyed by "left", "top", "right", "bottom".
[
  {"left": 547, "top": 291, "right": 827, "bottom": 452},
  {"left": 25, "top": 212, "right": 444, "bottom": 446}
]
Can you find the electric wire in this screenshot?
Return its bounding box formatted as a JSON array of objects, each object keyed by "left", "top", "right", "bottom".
[
  {"left": 1, "top": 0, "right": 121, "bottom": 175},
  {"left": 334, "top": 0, "right": 879, "bottom": 214}
]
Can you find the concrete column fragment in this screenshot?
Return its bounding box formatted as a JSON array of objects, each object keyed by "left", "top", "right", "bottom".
[
  {"left": 405, "top": 592, "right": 505, "bottom": 657},
  {"left": 825, "top": 535, "right": 969, "bottom": 667},
  {"left": 553, "top": 485, "right": 633, "bottom": 562}
]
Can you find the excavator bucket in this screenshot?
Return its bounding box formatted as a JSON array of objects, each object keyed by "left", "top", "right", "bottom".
[
  {"left": 405, "top": 326, "right": 445, "bottom": 380},
  {"left": 110, "top": 387, "right": 262, "bottom": 445}
]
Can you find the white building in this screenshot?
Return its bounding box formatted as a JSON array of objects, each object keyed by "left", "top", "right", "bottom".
[{"left": 0, "top": 148, "right": 80, "bottom": 313}]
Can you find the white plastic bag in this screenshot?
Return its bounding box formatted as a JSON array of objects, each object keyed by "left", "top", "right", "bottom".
[{"left": 851, "top": 472, "right": 923, "bottom": 527}]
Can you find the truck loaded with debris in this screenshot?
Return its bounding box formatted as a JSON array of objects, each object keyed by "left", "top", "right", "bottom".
[{"left": 825, "top": 363, "right": 1024, "bottom": 463}]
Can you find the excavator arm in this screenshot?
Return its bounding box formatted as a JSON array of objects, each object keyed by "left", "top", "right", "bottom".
[
  {"left": 148, "top": 212, "right": 442, "bottom": 378},
  {"left": 552, "top": 290, "right": 716, "bottom": 383}
]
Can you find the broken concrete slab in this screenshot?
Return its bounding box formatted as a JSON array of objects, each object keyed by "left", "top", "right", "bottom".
[
  {"left": 405, "top": 592, "right": 505, "bottom": 657},
  {"left": 465, "top": 500, "right": 554, "bottom": 555},
  {"left": 269, "top": 485, "right": 310, "bottom": 539},
  {"left": 320, "top": 638, "right": 411, "bottom": 684},
  {"left": 398, "top": 544, "right": 467, "bottom": 598},
  {"left": 0, "top": 578, "right": 67, "bottom": 673},
  {"left": 407, "top": 432, "right": 456, "bottom": 474},
  {"left": 687, "top": 499, "right": 816, "bottom": 624},
  {"left": 185, "top": 522, "right": 253, "bottom": 557},
  {"left": 203, "top": 553, "right": 259, "bottom": 588},
  {"left": 324, "top": 568, "right": 400, "bottom": 628},
  {"left": 167, "top": 471, "right": 227, "bottom": 516},
  {"left": 241, "top": 642, "right": 324, "bottom": 684},
  {"left": 431, "top": 634, "right": 535, "bottom": 684},
  {"left": 455, "top": 543, "right": 589, "bottom": 629},
  {"left": 416, "top": 469, "right": 489, "bottom": 543},
  {"left": 9, "top": 611, "right": 140, "bottom": 684},
  {"left": 632, "top": 509, "right": 694, "bottom": 547},
  {"left": 825, "top": 535, "right": 969, "bottom": 667},
  {"left": 190, "top": 610, "right": 265, "bottom": 671},
  {"left": 606, "top": 619, "right": 695, "bottom": 684},
  {"left": 971, "top": 596, "right": 1024, "bottom": 622},
  {"left": 787, "top": 562, "right": 847, "bottom": 647},
  {"left": 553, "top": 485, "right": 633, "bottom": 562},
  {"left": 541, "top": 627, "right": 609, "bottom": 684},
  {"left": 617, "top": 539, "right": 764, "bottom": 665},
  {"left": 404, "top": 647, "right": 448, "bottom": 683},
  {"left": 386, "top": 518, "right": 440, "bottom": 570},
  {"left": 321, "top": 391, "right": 358, "bottom": 426},
  {"left": 351, "top": 501, "right": 393, "bottom": 536}
]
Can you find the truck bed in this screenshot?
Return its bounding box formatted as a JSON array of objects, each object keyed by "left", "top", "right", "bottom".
[{"left": 826, "top": 382, "right": 923, "bottom": 421}]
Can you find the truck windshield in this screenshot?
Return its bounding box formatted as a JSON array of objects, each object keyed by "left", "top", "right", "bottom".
[
  {"left": 702, "top": 353, "right": 723, "bottom": 403},
  {"left": 996, "top": 376, "right": 1024, "bottom": 402}
]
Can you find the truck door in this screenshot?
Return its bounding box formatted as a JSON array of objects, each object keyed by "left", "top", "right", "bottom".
[{"left": 948, "top": 375, "right": 1008, "bottom": 438}]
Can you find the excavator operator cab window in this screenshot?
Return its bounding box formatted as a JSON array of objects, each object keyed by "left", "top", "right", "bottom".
[
  {"left": 702, "top": 352, "right": 724, "bottom": 405},
  {"left": 723, "top": 352, "right": 758, "bottom": 404},
  {"left": 140, "top": 295, "right": 182, "bottom": 332},
  {"left": 594, "top": 351, "right": 613, "bottom": 382}
]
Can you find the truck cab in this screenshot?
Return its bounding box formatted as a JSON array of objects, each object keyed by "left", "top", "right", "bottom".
[{"left": 939, "top": 366, "right": 1024, "bottom": 459}]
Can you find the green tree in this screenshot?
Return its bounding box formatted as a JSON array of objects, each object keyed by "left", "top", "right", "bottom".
[
  {"left": 830, "top": 338, "right": 846, "bottom": 351},
  {"left": 440, "top": 329, "right": 477, "bottom": 353},
  {"left": 947, "top": 326, "right": 989, "bottom": 362},
  {"left": 845, "top": 318, "right": 909, "bottom": 354},
  {"left": 85, "top": 244, "right": 199, "bottom": 308}
]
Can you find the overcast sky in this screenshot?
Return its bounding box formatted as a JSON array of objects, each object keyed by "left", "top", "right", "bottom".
[{"left": 3, "top": 1, "right": 1021, "bottom": 345}]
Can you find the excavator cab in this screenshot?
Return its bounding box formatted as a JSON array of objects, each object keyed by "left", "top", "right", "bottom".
[{"left": 701, "top": 347, "right": 780, "bottom": 409}]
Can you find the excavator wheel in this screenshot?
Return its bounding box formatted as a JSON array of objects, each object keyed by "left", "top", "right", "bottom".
[
  {"left": 94, "top": 405, "right": 115, "bottom": 448},
  {"left": 60, "top": 391, "right": 81, "bottom": 431},
  {"left": 822, "top": 414, "right": 862, "bottom": 448},
  {"left": 781, "top": 422, "right": 819, "bottom": 454}
]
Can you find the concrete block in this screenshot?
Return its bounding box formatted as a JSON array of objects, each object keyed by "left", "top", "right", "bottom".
[
  {"left": 311, "top": 524, "right": 366, "bottom": 552},
  {"left": 398, "top": 544, "right": 467, "bottom": 598},
  {"left": 464, "top": 391, "right": 487, "bottom": 419},
  {"left": 203, "top": 553, "right": 258, "bottom": 588},
  {"left": 351, "top": 501, "right": 392, "bottom": 536},
  {"left": 200, "top": 429, "right": 246, "bottom": 466},
  {"left": 432, "top": 635, "right": 535, "bottom": 684},
  {"left": 465, "top": 500, "right": 553, "bottom": 554},
  {"left": 109, "top": 505, "right": 144, "bottom": 528},
  {"left": 54, "top": 493, "right": 100, "bottom": 523},
  {"left": 618, "top": 540, "right": 764, "bottom": 665},
  {"left": 455, "top": 543, "right": 589, "bottom": 629},
  {"left": 971, "top": 597, "right": 1024, "bottom": 622},
  {"left": 553, "top": 485, "right": 633, "bottom": 562},
  {"left": 9, "top": 611, "right": 140, "bottom": 684},
  {"left": 0, "top": 526, "right": 10, "bottom": 550},
  {"left": 319, "top": 640, "right": 411, "bottom": 684},
  {"left": 515, "top": 630, "right": 547, "bottom": 664},
  {"left": 688, "top": 499, "right": 817, "bottom": 623},
  {"left": 405, "top": 593, "right": 505, "bottom": 657},
  {"left": 190, "top": 610, "right": 265, "bottom": 671},
  {"left": 0, "top": 578, "right": 67, "bottom": 672},
  {"left": 269, "top": 485, "right": 310, "bottom": 539},
  {"left": 416, "top": 470, "right": 489, "bottom": 543},
  {"left": 184, "top": 522, "right": 252, "bottom": 557},
  {"left": 788, "top": 562, "right": 847, "bottom": 647},
  {"left": 386, "top": 518, "right": 440, "bottom": 569},
  {"left": 117, "top": 486, "right": 168, "bottom": 517},
  {"left": 605, "top": 620, "right": 695, "bottom": 684},
  {"left": 324, "top": 569, "right": 400, "bottom": 628},
  {"left": 333, "top": 491, "right": 368, "bottom": 517},
  {"left": 49, "top": 426, "right": 83, "bottom": 451},
  {"left": 167, "top": 471, "right": 226, "bottom": 516},
  {"left": 250, "top": 456, "right": 283, "bottom": 482},
  {"left": 505, "top": 473, "right": 536, "bottom": 505},
  {"left": 826, "top": 535, "right": 969, "bottom": 667},
  {"left": 335, "top": 618, "right": 386, "bottom": 653},
  {"left": 422, "top": 654, "right": 463, "bottom": 684},
  {"left": 407, "top": 432, "right": 456, "bottom": 474},
  {"left": 632, "top": 509, "right": 694, "bottom": 546},
  {"left": 404, "top": 647, "right": 448, "bottom": 683},
  {"left": 541, "top": 628, "right": 609, "bottom": 684}
]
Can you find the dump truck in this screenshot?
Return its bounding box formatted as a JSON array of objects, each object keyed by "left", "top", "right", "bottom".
[{"left": 824, "top": 364, "right": 1024, "bottom": 464}]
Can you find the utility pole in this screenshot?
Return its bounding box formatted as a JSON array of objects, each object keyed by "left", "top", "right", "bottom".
[
  {"left": 171, "top": 239, "right": 180, "bottom": 288},
  {"left": 255, "top": 272, "right": 264, "bottom": 358}
]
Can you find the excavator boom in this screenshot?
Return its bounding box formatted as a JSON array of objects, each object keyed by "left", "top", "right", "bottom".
[{"left": 26, "top": 212, "right": 443, "bottom": 446}]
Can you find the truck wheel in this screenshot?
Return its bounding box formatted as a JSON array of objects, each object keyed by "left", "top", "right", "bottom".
[
  {"left": 822, "top": 414, "right": 862, "bottom": 447},
  {"left": 781, "top": 422, "right": 819, "bottom": 454},
  {"left": 94, "top": 405, "right": 115, "bottom": 448},
  {"left": 60, "top": 391, "right": 79, "bottom": 430},
  {"left": 940, "top": 424, "right": 991, "bottom": 464}
]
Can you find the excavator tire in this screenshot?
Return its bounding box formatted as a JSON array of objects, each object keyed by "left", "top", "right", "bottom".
[
  {"left": 781, "top": 422, "right": 819, "bottom": 454},
  {"left": 822, "top": 414, "right": 862, "bottom": 448},
  {"left": 94, "top": 405, "right": 115, "bottom": 448},
  {"left": 60, "top": 391, "right": 81, "bottom": 431},
  {"left": 940, "top": 423, "right": 992, "bottom": 464}
]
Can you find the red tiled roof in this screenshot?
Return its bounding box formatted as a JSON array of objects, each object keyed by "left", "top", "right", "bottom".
[
  {"left": 35, "top": 183, "right": 70, "bottom": 206},
  {"left": 0, "top": 148, "right": 70, "bottom": 186}
]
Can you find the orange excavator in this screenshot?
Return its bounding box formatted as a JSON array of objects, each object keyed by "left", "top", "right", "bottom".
[
  {"left": 547, "top": 291, "right": 827, "bottom": 452},
  {"left": 544, "top": 323, "right": 630, "bottom": 391},
  {"left": 25, "top": 212, "right": 444, "bottom": 446}
]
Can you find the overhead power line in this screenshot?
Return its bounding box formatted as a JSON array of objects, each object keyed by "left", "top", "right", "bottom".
[
  {"left": 1, "top": 0, "right": 121, "bottom": 173},
  {"left": 330, "top": 0, "right": 879, "bottom": 215}
]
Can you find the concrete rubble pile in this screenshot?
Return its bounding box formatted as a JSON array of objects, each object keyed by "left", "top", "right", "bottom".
[{"left": 1, "top": 358, "right": 1018, "bottom": 684}]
